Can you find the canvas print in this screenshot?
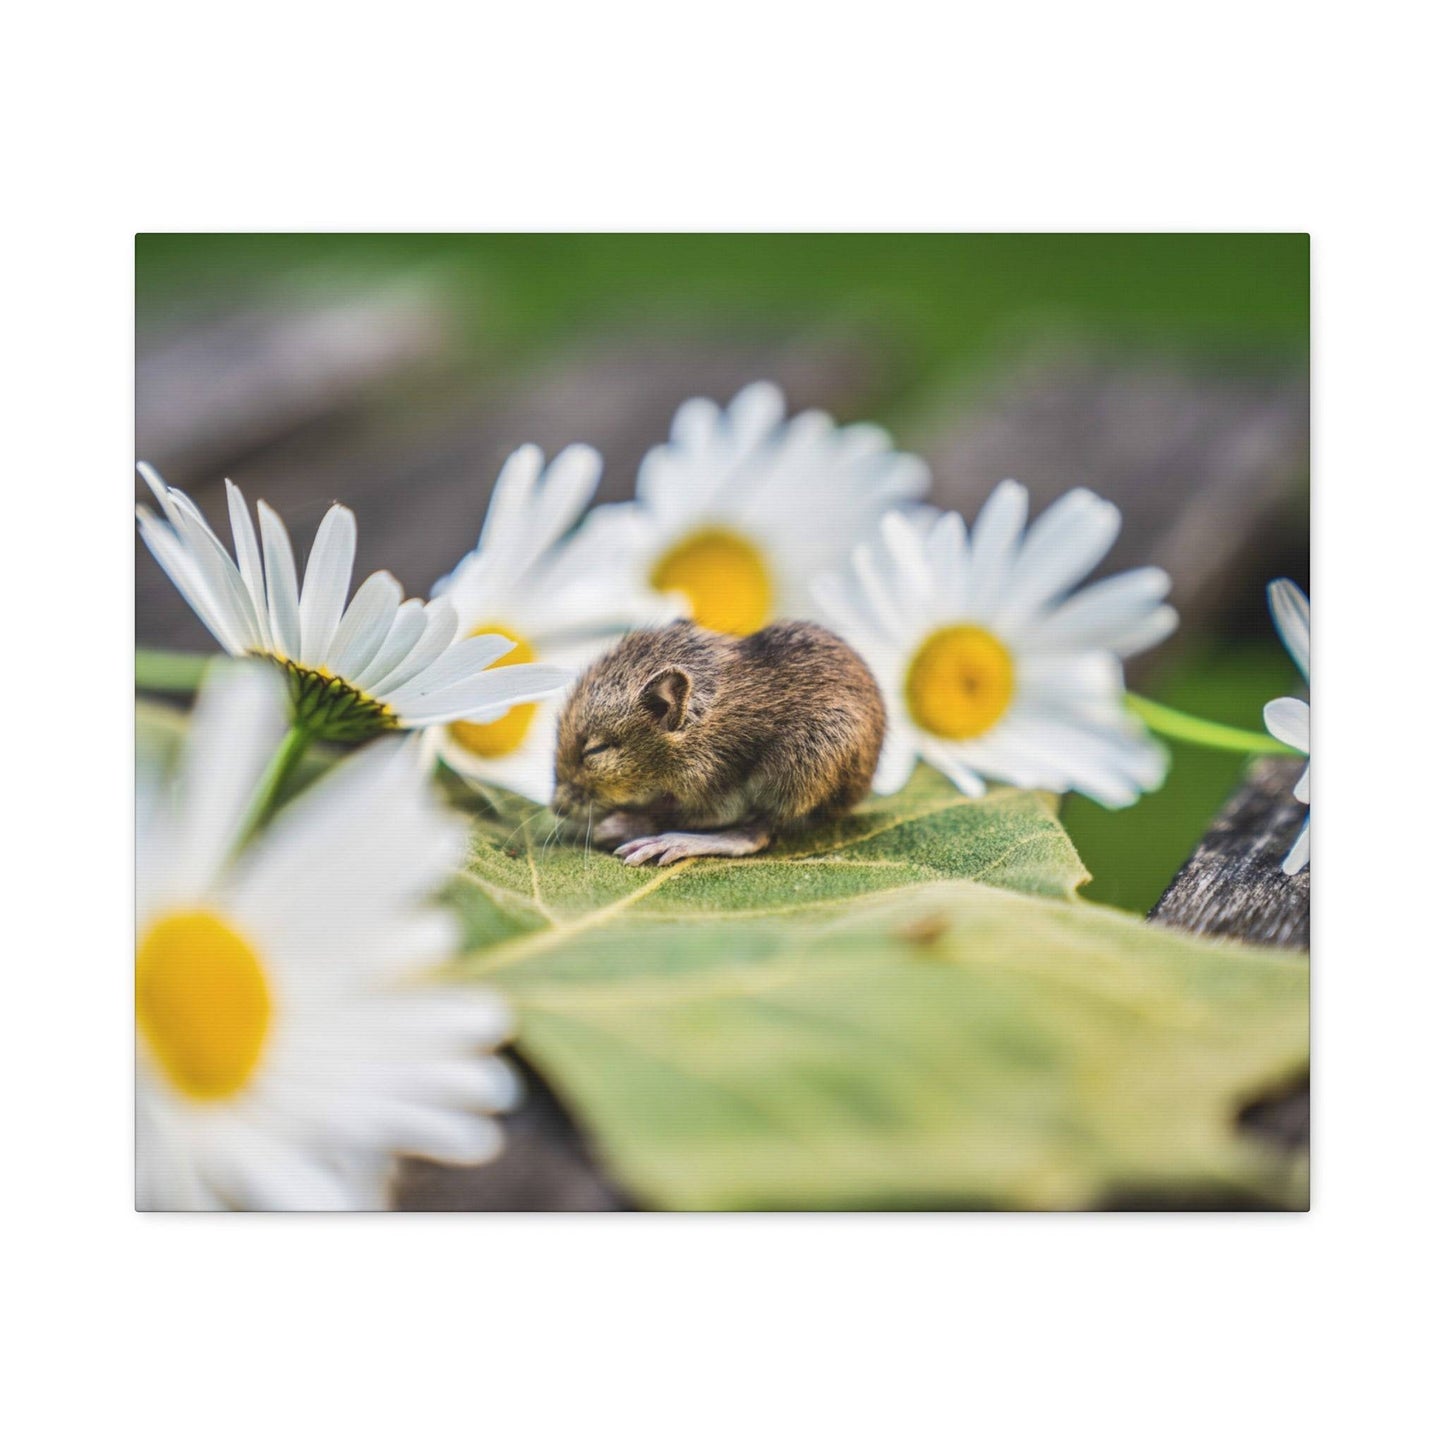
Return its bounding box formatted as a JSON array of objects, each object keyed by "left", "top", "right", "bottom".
[{"left": 134, "top": 234, "right": 1310, "bottom": 1211}]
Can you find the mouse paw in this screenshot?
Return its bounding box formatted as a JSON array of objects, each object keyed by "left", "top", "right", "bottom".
[
  {"left": 592, "top": 811, "right": 656, "bottom": 847},
  {"left": 616, "top": 829, "right": 770, "bottom": 867}
]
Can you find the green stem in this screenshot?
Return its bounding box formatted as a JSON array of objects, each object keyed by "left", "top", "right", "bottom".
[
  {"left": 135, "top": 648, "right": 211, "bottom": 694},
  {"left": 235, "top": 723, "right": 315, "bottom": 849},
  {"left": 1126, "top": 693, "right": 1298, "bottom": 756}
]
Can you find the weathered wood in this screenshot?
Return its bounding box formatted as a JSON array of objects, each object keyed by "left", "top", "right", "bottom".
[
  {"left": 1149, "top": 757, "right": 1310, "bottom": 1173},
  {"left": 1150, "top": 756, "right": 1310, "bottom": 950},
  {"left": 919, "top": 346, "right": 1309, "bottom": 674}
]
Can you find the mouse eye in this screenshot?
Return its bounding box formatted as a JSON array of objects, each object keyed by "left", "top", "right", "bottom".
[{"left": 581, "top": 739, "right": 612, "bottom": 760}]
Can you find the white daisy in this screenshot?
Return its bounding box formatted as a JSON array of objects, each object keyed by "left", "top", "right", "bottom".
[
  {"left": 573, "top": 381, "right": 930, "bottom": 636},
  {"left": 426, "top": 443, "right": 671, "bottom": 803},
  {"left": 815, "top": 482, "right": 1179, "bottom": 807},
  {"left": 1263, "top": 578, "right": 1311, "bottom": 875},
  {"left": 136, "top": 465, "right": 570, "bottom": 742},
  {"left": 137, "top": 662, "right": 517, "bottom": 1210}
]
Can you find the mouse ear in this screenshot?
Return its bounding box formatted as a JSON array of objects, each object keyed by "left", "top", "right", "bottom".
[{"left": 640, "top": 668, "right": 691, "bottom": 731}]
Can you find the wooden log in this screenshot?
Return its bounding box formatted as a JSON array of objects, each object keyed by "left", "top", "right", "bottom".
[
  {"left": 1150, "top": 756, "right": 1309, "bottom": 950},
  {"left": 1149, "top": 757, "right": 1310, "bottom": 1165}
]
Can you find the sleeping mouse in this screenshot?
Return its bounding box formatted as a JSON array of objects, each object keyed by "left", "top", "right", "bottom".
[{"left": 551, "top": 619, "right": 885, "bottom": 866}]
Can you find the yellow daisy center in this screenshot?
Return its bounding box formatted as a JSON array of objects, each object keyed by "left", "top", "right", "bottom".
[
  {"left": 449, "top": 624, "right": 538, "bottom": 758},
  {"left": 650, "top": 528, "right": 774, "bottom": 635},
  {"left": 135, "top": 909, "right": 273, "bottom": 1101},
  {"left": 905, "top": 625, "right": 1015, "bottom": 740}
]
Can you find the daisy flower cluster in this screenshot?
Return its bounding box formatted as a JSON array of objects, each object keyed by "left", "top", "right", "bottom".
[
  {"left": 572, "top": 384, "right": 1175, "bottom": 809},
  {"left": 136, "top": 377, "right": 1307, "bottom": 1208},
  {"left": 141, "top": 381, "right": 1183, "bottom": 817},
  {"left": 422, "top": 383, "right": 931, "bottom": 800}
]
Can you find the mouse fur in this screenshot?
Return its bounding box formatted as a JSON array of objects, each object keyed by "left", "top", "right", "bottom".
[{"left": 552, "top": 620, "right": 885, "bottom": 865}]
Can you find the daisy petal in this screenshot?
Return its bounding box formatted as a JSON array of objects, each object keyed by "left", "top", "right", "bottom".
[
  {"left": 1263, "top": 696, "right": 1310, "bottom": 753},
  {"left": 353, "top": 598, "right": 428, "bottom": 692},
  {"left": 326, "top": 571, "right": 403, "bottom": 678},
  {"left": 297, "top": 504, "right": 357, "bottom": 664},
  {"left": 257, "top": 501, "right": 303, "bottom": 659},
  {"left": 204, "top": 1117, "right": 364, "bottom": 1211},
  {"left": 226, "top": 481, "right": 272, "bottom": 652},
  {"left": 476, "top": 443, "right": 543, "bottom": 557},
  {"left": 395, "top": 663, "right": 572, "bottom": 726},
  {"left": 137, "top": 462, "right": 187, "bottom": 528},
  {"left": 385, "top": 630, "right": 520, "bottom": 704},
  {"left": 435, "top": 695, "right": 563, "bottom": 803},
  {"left": 165, "top": 492, "right": 265, "bottom": 650},
  {"left": 1101, "top": 604, "right": 1180, "bottom": 659},
  {"left": 1282, "top": 818, "right": 1310, "bottom": 875},
  {"left": 136, "top": 507, "right": 247, "bottom": 655},
  {"left": 232, "top": 739, "right": 466, "bottom": 935},
  {"left": 1267, "top": 579, "right": 1310, "bottom": 682},
  {"left": 364, "top": 1103, "right": 505, "bottom": 1167},
  {"left": 1021, "top": 567, "right": 1174, "bottom": 654},
  {"left": 878, "top": 510, "right": 935, "bottom": 617},
  {"left": 924, "top": 509, "right": 969, "bottom": 611},
  {"left": 964, "top": 479, "right": 1029, "bottom": 618},
  {"left": 369, "top": 598, "right": 459, "bottom": 698},
  {"left": 167, "top": 663, "right": 289, "bottom": 900},
  {"left": 729, "top": 381, "right": 788, "bottom": 445},
  {"left": 478, "top": 443, "right": 602, "bottom": 580},
  {"left": 994, "top": 489, "right": 1121, "bottom": 628},
  {"left": 870, "top": 719, "right": 919, "bottom": 796},
  {"left": 918, "top": 740, "right": 989, "bottom": 797}
]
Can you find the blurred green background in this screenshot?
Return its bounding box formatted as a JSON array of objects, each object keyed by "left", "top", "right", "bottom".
[{"left": 136, "top": 233, "right": 1309, "bottom": 912}]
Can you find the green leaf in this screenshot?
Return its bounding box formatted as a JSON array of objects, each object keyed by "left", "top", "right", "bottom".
[
  {"left": 451, "top": 771, "right": 1308, "bottom": 1210},
  {"left": 445, "top": 767, "right": 1086, "bottom": 954}
]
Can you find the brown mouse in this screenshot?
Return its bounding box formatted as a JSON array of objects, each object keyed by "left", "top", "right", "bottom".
[{"left": 552, "top": 620, "right": 886, "bottom": 866}]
